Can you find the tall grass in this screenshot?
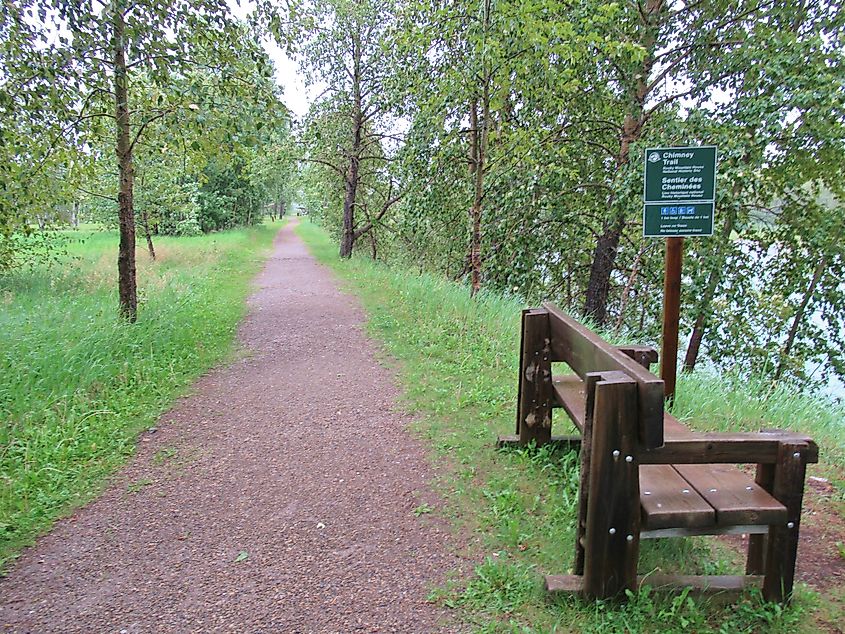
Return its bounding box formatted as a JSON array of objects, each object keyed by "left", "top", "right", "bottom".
[
  {"left": 0, "top": 223, "right": 280, "bottom": 567},
  {"left": 296, "top": 218, "right": 839, "bottom": 633},
  {"left": 673, "top": 372, "right": 845, "bottom": 471}
]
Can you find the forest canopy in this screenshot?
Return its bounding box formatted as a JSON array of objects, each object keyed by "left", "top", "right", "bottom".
[
  {"left": 1, "top": 0, "right": 296, "bottom": 318},
  {"left": 281, "top": 0, "right": 845, "bottom": 391}
]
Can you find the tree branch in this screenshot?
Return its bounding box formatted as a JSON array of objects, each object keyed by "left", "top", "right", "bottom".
[
  {"left": 302, "top": 156, "right": 345, "bottom": 176},
  {"left": 353, "top": 181, "right": 403, "bottom": 239},
  {"left": 76, "top": 186, "right": 117, "bottom": 203},
  {"left": 129, "top": 109, "right": 175, "bottom": 153}
]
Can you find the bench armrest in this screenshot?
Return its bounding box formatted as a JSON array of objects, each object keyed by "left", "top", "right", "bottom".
[
  {"left": 640, "top": 432, "right": 818, "bottom": 465},
  {"left": 617, "top": 345, "right": 658, "bottom": 369}
]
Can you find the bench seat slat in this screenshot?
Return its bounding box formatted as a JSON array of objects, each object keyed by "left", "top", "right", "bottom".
[
  {"left": 553, "top": 375, "right": 693, "bottom": 439},
  {"left": 675, "top": 464, "right": 787, "bottom": 526},
  {"left": 640, "top": 465, "right": 715, "bottom": 530},
  {"left": 552, "top": 375, "right": 586, "bottom": 431},
  {"left": 662, "top": 414, "right": 692, "bottom": 438}
]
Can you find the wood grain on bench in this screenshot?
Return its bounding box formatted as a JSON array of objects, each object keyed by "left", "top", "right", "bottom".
[
  {"left": 543, "top": 302, "right": 665, "bottom": 449},
  {"left": 513, "top": 306, "right": 814, "bottom": 601},
  {"left": 640, "top": 465, "right": 715, "bottom": 529},
  {"left": 643, "top": 433, "right": 819, "bottom": 465},
  {"left": 553, "top": 373, "right": 691, "bottom": 439},
  {"left": 675, "top": 464, "right": 787, "bottom": 526},
  {"left": 546, "top": 573, "right": 764, "bottom": 596},
  {"left": 552, "top": 373, "right": 818, "bottom": 463},
  {"left": 551, "top": 372, "right": 791, "bottom": 532},
  {"left": 552, "top": 375, "right": 586, "bottom": 430}
]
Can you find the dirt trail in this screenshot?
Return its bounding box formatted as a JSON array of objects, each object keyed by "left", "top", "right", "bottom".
[{"left": 0, "top": 220, "right": 462, "bottom": 633}]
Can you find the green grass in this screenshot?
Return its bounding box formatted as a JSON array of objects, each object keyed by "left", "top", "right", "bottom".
[
  {"left": 296, "top": 218, "right": 842, "bottom": 633},
  {"left": 0, "top": 221, "right": 281, "bottom": 568},
  {"left": 672, "top": 372, "right": 845, "bottom": 474}
]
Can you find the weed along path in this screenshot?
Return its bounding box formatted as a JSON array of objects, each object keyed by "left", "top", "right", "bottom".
[{"left": 0, "top": 219, "right": 462, "bottom": 633}]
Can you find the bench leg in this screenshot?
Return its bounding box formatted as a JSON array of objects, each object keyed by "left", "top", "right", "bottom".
[
  {"left": 746, "top": 463, "right": 774, "bottom": 575},
  {"left": 575, "top": 373, "right": 602, "bottom": 576},
  {"left": 516, "top": 309, "right": 552, "bottom": 446},
  {"left": 582, "top": 373, "right": 640, "bottom": 599},
  {"left": 762, "top": 441, "right": 807, "bottom": 602},
  {"left": 573, "top": 425, "right": 590, "bottom": 575}
]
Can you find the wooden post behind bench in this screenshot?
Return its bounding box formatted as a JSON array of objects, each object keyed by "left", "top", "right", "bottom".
[
  {"left": 516, "top": 308, "right": 552, "bottom": 445},
  {"left": 582, "top": 372, "right": 641, "bottom": 599}
]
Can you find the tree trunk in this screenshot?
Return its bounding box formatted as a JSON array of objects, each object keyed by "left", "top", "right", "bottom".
[
  {"left": 113, "top": 1, "right": 137, "bottom": 322},
  {"left": 582, "top": 120, "right": 646, "bottom": 325},
  {"left": 340, "top": 31, "right": 363, "bottom": 259},
  {"left": 615, "top": 242, "right": 648, "bottom": 334},
  {"left": 369, "top": 229, "right": 377, "bottom": 260},
  {"left": 140, "top": 207, "right": 155, "bottom": 261},
  {"left": 468, "top": 97, "right": 485, "bottom": 296},
  {"left": 582, "top": 0, "right": 663, "bottom": 325},
  {"left": 584, "top": 217, "right": 624, "bottom": 325},
  {"left": 682, "top": 206, "right": 738, "bottom": 371},
  {"left": 340, "top": 141, "right": 359, "bottom": 257},
  {"left": 774, "top": 256, "right": 827, "bottom": 381}
]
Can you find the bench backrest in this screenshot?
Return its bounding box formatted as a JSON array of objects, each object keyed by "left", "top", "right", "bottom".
[{"left": 542, "top": 302, "right": 665, "bottom": 449}]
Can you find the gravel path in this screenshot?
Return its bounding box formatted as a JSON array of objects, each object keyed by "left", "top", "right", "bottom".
[{"left": 0, "top": 220, "right": 463, "bottom": 633}]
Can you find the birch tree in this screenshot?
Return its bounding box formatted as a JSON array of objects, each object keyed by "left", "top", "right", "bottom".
[{"left": 3, "top": 0, "right": 258, "bottom": 320}]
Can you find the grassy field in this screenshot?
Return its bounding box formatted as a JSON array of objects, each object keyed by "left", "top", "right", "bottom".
[
  {"left": 296, "top": 218, "right": 844, "bottom": 633},
  {"left": 0, "top": 222, "right": 281, "bottom": 568}
]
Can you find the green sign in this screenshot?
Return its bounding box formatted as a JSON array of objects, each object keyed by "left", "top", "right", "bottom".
[
  {"left": 643, "top": 146, "right": 716, "bottom": 237},
  {"left": 643, "top": 202, "right": 714, "bottom": 237},
  {"left": 644, "top": 146, "right": 716, "bottom": 202}
]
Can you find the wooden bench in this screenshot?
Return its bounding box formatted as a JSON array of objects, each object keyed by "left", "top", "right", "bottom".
[{"left": 497, "top": 303, "right": 818, "bottom": 603}]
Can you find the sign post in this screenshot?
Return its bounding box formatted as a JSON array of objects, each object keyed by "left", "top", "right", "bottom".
[
  {"left": 661, "top": 237, "right": 683, "bottom": 401},
  {"left": 643, "top": 146, "right": 716, "bottom": 402}
]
